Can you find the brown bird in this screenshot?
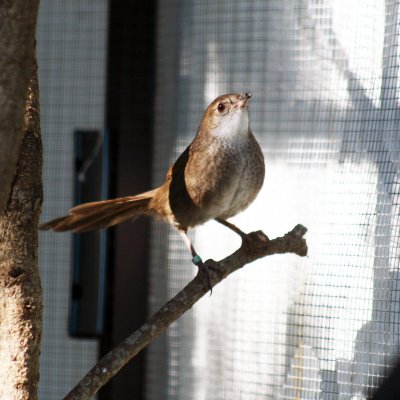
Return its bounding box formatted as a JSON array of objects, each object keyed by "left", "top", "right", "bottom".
[{"left": 40, "top": 93, "right": 265, "bottom": 279}]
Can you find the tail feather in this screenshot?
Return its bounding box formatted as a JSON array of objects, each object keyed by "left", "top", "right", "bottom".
[
  {"left": 39, "top": 190, "right": 156, "bottom": 233},
  {"left": 70, "top": 190, "right": 155, "bottom": 215}
]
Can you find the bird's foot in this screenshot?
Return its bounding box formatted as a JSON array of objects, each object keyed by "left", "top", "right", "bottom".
[
  {"left": 192, "top": 256, "right": 221, "bottom": 295},
  {"left": 241, "top": 230, "right": 270, "bottom": 252},
  {"left": 214, "top": 218, "right": 269, "bottom": 249}
]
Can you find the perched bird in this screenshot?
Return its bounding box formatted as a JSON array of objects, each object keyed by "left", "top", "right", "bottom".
[{"left": 40, "top": 93, "right": 265, "bottom": 281}]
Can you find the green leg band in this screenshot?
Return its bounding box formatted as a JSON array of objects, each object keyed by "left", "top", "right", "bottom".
[{"left": 192, "top": 255, "right": 202, "bottom": 265}]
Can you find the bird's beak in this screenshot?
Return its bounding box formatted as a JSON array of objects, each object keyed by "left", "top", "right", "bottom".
[{"left": 238, "top": 93, "right": 252, "bottom": 109}]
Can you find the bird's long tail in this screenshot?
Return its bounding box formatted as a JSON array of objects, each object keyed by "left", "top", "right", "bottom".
[{"left": 39, "top": 189, "right": 157, "bottom": 233}]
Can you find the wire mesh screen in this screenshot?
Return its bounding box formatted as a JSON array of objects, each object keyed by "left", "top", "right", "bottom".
[
  {"left": 147, "top": 1, "right": 400, "bottom": 399},
  {"left": 37, "top": 1, "right": 108, "bottom": 398}
]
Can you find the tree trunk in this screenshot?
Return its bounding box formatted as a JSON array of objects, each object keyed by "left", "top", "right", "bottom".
[
  {"left": 0, "top": 56, "right": 43, "bottom": 399},
  {"left": 0, "top": 1, "right": 40, "bottom": 212}
]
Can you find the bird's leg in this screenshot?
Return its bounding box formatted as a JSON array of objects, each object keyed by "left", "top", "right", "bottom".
[
  {"left": 215, "top": 218, "right": 269, "bottom": 249},
  {"left": 215, "top": 217, "right": 248, "bottom": 240},
  {"left": 178, "top": 229, "right": 213, "bottom": 292},
  {"left": 178, "top": 229, "right": 201, "bottom": 263}
]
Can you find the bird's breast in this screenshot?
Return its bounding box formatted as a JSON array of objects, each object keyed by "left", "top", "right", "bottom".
[{"left": 178, "top": 134, "right": 264, "bottom": 226}]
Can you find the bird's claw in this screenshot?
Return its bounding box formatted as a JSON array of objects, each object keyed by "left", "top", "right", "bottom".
[
  {"left": 241, "top": 230, "right": 269, "bottom": 250},
  {"left": 193, "top": 258, "right": 221, "bottom": 295}
]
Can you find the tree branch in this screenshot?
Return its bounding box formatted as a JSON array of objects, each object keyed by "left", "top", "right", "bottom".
[{"left": 64, "top": 224, "right": 308, "bottom": 400}]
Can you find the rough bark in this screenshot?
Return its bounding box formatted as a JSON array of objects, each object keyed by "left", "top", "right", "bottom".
[
  {"left": 64, "top": 224, "right": 308, "bottom": 400},
  {"left": 0, "top": 57, "right": 43, "bottom": 399},
  {"left": 0, "top": 1, "right": 40, "bottom": 212}
]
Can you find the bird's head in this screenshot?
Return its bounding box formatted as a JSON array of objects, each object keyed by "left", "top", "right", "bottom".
[{"left": 200, "top": 93, "right": 252, "bottom": 138}]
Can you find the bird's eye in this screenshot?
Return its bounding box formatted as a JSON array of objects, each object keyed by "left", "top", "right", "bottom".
[{"left": 217, "top": 103, "right": 225, "bottom": 113}]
